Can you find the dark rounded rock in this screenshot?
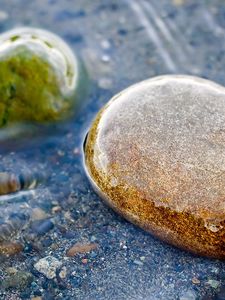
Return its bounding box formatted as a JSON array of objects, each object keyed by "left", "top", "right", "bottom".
[{"left": 31, "top": 219, "right": 54, "bottom": 236}]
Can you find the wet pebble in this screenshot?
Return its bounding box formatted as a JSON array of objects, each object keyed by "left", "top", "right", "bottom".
[
  {"left": 31, "top": 208, "right": 48, "bottom": 221},
  {"left": 0, "top": 241, "right": 23, "bottom": 256},
  {"left": 101, "top": 54, "right": 110, "bottom": 63},
  {"left": 84, "top": 75, "right": 225, "bottom": 259},
  {"left": 0, "top": 171, "right": 45, "bottom": 195},
  {"left": 59, "top": 266, "right": 67, "bottom": 279},
  {"left": 66, "top": 242, "right": 98, "bottom": 257},
  {"left": 41, "top": 237, "right": 53, "bottom": 248},
  {"left": 0, "top": 172, "right": 20, "bottom": 195},
  {"left": 2, "top": 271, "right": 33, "bottom": 290},
  {"left": 207, "top": 280, "right": 220, "bottom": 289},
  {"left": 100, "top": 39, "right": 111, "bottom": 50},
  {"left": 192, "top": 277, "right": 200, "bottom": 285},
  {"left": 81, "top": 258, "right": 88, "bottom": 264},
  {"left": 34, "top": 256, "right": 62, "bottom": 279},
  {"left": 31, "top": 218, "right": 54, "bottom": 236},
  {"left": 5, "top": 267, "right": 17, "bottom": 275},
  {"left": 0, "top": 213, "right": 28, "bottom": 241}
]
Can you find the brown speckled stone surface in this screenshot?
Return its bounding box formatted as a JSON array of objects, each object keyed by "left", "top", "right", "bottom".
[{"left": 84, "top": 75, "right": 225, "bottom": 259}]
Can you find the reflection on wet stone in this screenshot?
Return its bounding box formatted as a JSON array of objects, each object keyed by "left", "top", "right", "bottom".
[{"left": 84, "top": 75, "right": 225, "bottom": 259}]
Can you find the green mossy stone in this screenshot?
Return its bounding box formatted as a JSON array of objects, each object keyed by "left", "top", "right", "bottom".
[{"left": 0, "top": 27, "right": 85, "bottom": 127}]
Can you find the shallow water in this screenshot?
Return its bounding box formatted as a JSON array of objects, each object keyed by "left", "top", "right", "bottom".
[{"left": 0, "top": 0, "right": 225, "bottom": 299}]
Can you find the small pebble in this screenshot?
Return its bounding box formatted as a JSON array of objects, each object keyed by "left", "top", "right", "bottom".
[
  {"left": 179, "top": 290, "right": 197, "bottom": 300},
  {"left": 34, "top": 256, "right": 62, "bottom": 279},
  {"left": 100, "top": 39, "right": 111, "bottom": 50},
  {"left": 0, "top": 241, "right": 23, "bottom": 256},
  {"left": 90, "top": 236, "right": 97, "bottom": 242},
  {"left": 31, "top": 219, "right": 54, "bottom": 236},
  {"left": 42, "top": 237, "right": 53, "bottom": 247},
  {"left": 31, "top": 208, "right": 48, "bottom": 221},
  {"left": 101, "top": 54, "right": 110, "bottom": 63},
  {"left": 66, "top": 243, "right": 98, "bottom": 257},
  {"left": 59, "top": 266, "right": 67, "bottom": 279},
  {"left": 82, "top": 258, "right": 88, "bottom": 264},
  {"left": 64, "top": 211, "right": 75, "bottom": 223},
  {"left": 2, "top": 271, "right": 33, "bottom": 290},
  {"left": 0, "top": 172, "right": 20, "bottom": 195},
  {"left": 207, "top": 279, "right": 220, "bottom": 289},
  {"left": 52, "top": 206, "right": 61, "bottom": 214},
  {"left": 192, "top": 277, "right": 200, "bottom": 285},
  {"left": 98, "top": 78, "right": 113, "bottom": 89},
  {"left": 73, "top": 147, "right": 80, "bottom": 155},
  {"left": 57, "top": 150, "right": 65, "bottom": 156},
  {"left": 5, "top": 267, "right": 17, "bottom": 275}
]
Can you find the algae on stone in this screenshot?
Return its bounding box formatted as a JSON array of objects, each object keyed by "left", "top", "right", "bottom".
[
  {"left": 0, "top": 47, "right": 70, "bottom": 126},
  {"left": 0, "top": 27, "right": 82, "bottom": 128}
]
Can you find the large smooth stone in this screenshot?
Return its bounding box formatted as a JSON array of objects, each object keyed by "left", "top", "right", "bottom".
[
  {"left": 0, "top": 27, "right": 85, "bottom": 127},
  {"left": 84, "top": 75, "right": 225, "bottom": 259}
]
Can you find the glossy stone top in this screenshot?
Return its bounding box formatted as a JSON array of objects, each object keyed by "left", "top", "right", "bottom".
[{"left": 86, "top": 75, "right": 225, "bottom": 227}]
